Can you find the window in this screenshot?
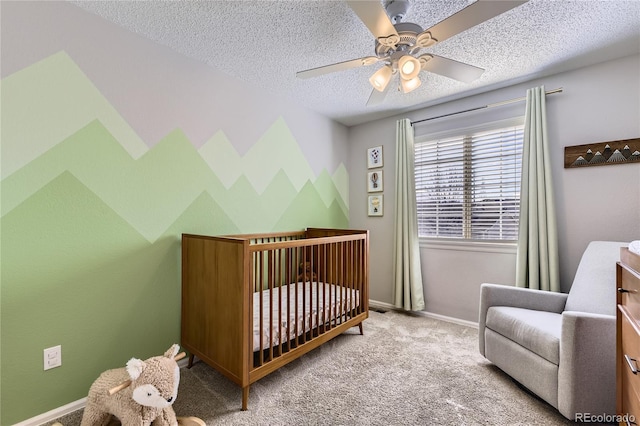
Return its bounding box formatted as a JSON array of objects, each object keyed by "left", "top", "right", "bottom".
[{"left": 415, "top": 120, "right": 524, "bottom": 241}]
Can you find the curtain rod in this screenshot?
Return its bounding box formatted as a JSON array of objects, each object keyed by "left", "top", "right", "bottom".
[{"left": 410, "top": 87, "right": 563, "bottom": 126}]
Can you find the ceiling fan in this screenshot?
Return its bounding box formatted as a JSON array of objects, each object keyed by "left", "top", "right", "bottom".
[{"left": 296, "top": 0, "right": 528, "bottom": 105}]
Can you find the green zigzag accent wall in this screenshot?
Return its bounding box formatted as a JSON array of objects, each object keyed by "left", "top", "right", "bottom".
[
  {"left": 2, "top": 119, "right": 349, "bottom": 239},
  {"left": 1, "top": 50, "right": 348, "bottom": 424}
]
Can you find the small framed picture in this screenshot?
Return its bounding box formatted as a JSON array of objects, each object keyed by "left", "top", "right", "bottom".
[
  {"left": 367, "top": 146, "right": 383, "bottom": 169},
  {"left": 367, "top": 170, "right": 383, "bottom": 192},
  {"left": 368, "top": 195, "right": 383, "bottom": 217}
]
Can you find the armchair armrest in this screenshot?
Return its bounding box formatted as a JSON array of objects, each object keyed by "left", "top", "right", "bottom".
[
  {"left": 479, "top": 283, "right": 568, "bottom": 355},
  {"left": 557, "top": 311, "right": 616, "bottom": 419}
]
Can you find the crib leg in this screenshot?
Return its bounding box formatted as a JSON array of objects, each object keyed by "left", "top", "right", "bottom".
[
  {"left": 242, "top": 386, "right": 250, "bottom": 411},
  {"left": 187, "top": 354, "right": 195, "bottom": 369},
  {"left": 358, "top": 322, "right": 364, "bottom": 335}
]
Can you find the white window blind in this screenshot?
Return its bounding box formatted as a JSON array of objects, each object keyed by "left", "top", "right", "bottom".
[{"left": 415, "top": 123, "right": 524, "bottom": 241}]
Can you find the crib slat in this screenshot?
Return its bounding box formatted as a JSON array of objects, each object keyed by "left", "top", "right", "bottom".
[
  {"left": 301, "top": 248, "right": 307, "bottom": 345},
  {"left": 341, "top": 240, "right": 346, "bottom": 322},
  {"left": 358, "top": 239, "right": 362, "bottom": 314},
  {"left": 349, "top": 240, "right": 355, "bottom": 315},
  {"left": 268, "top": 250, "right": 274, "bottom": 362},
  {"left": 354, "top": 240, "right": 359, "bottom": 315},
  {"left": 258, "top": 251, "right": 264, "bottom": 367},
  {"left": 328, "top": 242, "right": 333, "bottom": 328},
  {"left": 320, "top": 244, "right": 323, "bottom": 333},
  {"left": 285, "top": 248, "right": 291, "bottom": 353},
  {"left": 294, "top": 247, "right": 299, "bottom": 348},
  {"left": 276, "top": 248, "right": 282, "bottom": 357},
  {"left": 331, "top": 243, "right": 340, "bottom": 326},
  {"left": 313, "top": 244, "right": 319, "bottom": 337}
]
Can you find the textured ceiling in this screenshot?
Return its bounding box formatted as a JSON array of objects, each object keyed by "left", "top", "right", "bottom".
[{"left": 71, "top": 0, "right": 640, "bottom": 127}]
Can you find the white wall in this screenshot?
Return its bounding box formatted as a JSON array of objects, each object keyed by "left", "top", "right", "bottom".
[{"left": 349, "top": 54, "right": 640, "bottom": 322}]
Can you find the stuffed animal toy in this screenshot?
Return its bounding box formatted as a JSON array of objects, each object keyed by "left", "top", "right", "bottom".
[
  {"left": 79, "top": 344, "right": 204, "bottom": 426},
  {"left": 296, "top": 261, "right": 317, "bottom": 282}
]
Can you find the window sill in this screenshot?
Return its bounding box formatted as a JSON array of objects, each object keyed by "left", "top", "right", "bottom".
[{"left": 419, "top": 238, "right": 517, "bottom": 254}]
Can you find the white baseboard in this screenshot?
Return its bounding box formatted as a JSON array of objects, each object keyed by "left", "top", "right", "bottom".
[
  {"left": 369, "top": 299, "right": 479, "bottom": 329},
  {"left": 13, "top": 397, "right": 87, "bottom": 426},
  {"left": 368, "top": 300, "right": 396, "bottom": 311},
  {"left": 414, "top": 310, "right": 479, "bottom": 329}
]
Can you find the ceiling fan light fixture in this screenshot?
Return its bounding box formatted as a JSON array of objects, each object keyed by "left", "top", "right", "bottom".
[
  {"left": 401, "top": 75, "right": 421, "bottom": 93},
  {"left": 398, "top": 55, "right": 421, "bottom": 80},
  {"left": 369, "top": 65, "right": 393, "bottom": 92}
]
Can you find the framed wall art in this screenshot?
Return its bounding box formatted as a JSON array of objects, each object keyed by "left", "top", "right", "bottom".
[
  {"left": 367, "top": 170, "right": 383, "bottom": 192},
  {"left": 367, "top": 146, "right": 383, "bottom": 169},
  {"left": 564, "top": 137, "right": 640, "bottom": 168},
  {"left": 368, "top": 195, "right": 383, "bottom": 217}
]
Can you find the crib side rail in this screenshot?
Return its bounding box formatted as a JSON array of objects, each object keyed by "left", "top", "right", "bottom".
[
  {"left": 223, "top": 230, "right": 306, "bottom": 242},
  {"left": 248, "top": 231, "right": 369, "bottom": 370}
]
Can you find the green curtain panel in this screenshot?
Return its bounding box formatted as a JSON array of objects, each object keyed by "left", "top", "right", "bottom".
[
  {"left": 516, "top": 86, "right": 560, "bottom": 291},
  {"left": 393, "top": 118, "right": 425, "bottom": 310}
]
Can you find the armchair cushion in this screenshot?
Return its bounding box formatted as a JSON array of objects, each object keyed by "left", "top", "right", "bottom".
[
  {"left": 478, "top": 283, "right": 567, "bottom": 356},
  {"left": 486, "top": 307, "right": 561, "bottom": 364}
]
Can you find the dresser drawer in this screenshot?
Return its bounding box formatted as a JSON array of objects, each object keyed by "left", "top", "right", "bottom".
[
  {"left": 620, "top": 264, "right": 640, "bottom": 319},
  {"left": 622, "top": 248, "right": 640, "bottom": 276},
  {"left": 621, "top": 308, "right": 640, "bottom": 415}
]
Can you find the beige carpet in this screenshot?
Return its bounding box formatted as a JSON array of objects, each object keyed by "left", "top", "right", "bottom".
[{"left": 48, "top": 310, "right": 580, "bottom": 425}]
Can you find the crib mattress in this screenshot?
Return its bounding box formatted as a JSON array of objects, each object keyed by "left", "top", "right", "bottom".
[{"left": 253, "top": 282, "right": 359, "bottom": 352}]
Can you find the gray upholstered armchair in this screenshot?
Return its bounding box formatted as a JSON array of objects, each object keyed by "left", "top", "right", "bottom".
[{"left": 479, "top": 241, "right": 626, "bottom": 420}]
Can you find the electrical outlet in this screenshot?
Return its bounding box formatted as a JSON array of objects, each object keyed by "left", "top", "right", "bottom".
[{"left": 44, "top": 345, "right": 62, "bottom": 370}]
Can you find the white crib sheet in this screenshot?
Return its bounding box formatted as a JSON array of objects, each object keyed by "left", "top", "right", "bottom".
[{"left": 252, "top": 282, "right": 360, "bottom": 352}]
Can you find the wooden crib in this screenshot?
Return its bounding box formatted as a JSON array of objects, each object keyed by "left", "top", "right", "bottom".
[{"left": 181, "top": 228, "right": 369, "bottom": 410}]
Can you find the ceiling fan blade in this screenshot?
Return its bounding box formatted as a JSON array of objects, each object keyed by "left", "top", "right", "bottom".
[
  {"left": 367, "top": 83, "right": 391, "bottom": 106},
  {"left": 424, "top": 0, "right": 528, "bottom": 44},
  {"left": 296, "top": 57, "right": 378, "bottom": 79},
  {"left": 421, "top": 55, "right": 484, "bottom": 83},
  {"left": 346, "top": 0, "right": 399, "bottom": 40}
]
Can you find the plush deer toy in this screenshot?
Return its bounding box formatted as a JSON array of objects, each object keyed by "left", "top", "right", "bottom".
[{"left": 79, "top": 344, "right": 200, "bottom": 426}]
